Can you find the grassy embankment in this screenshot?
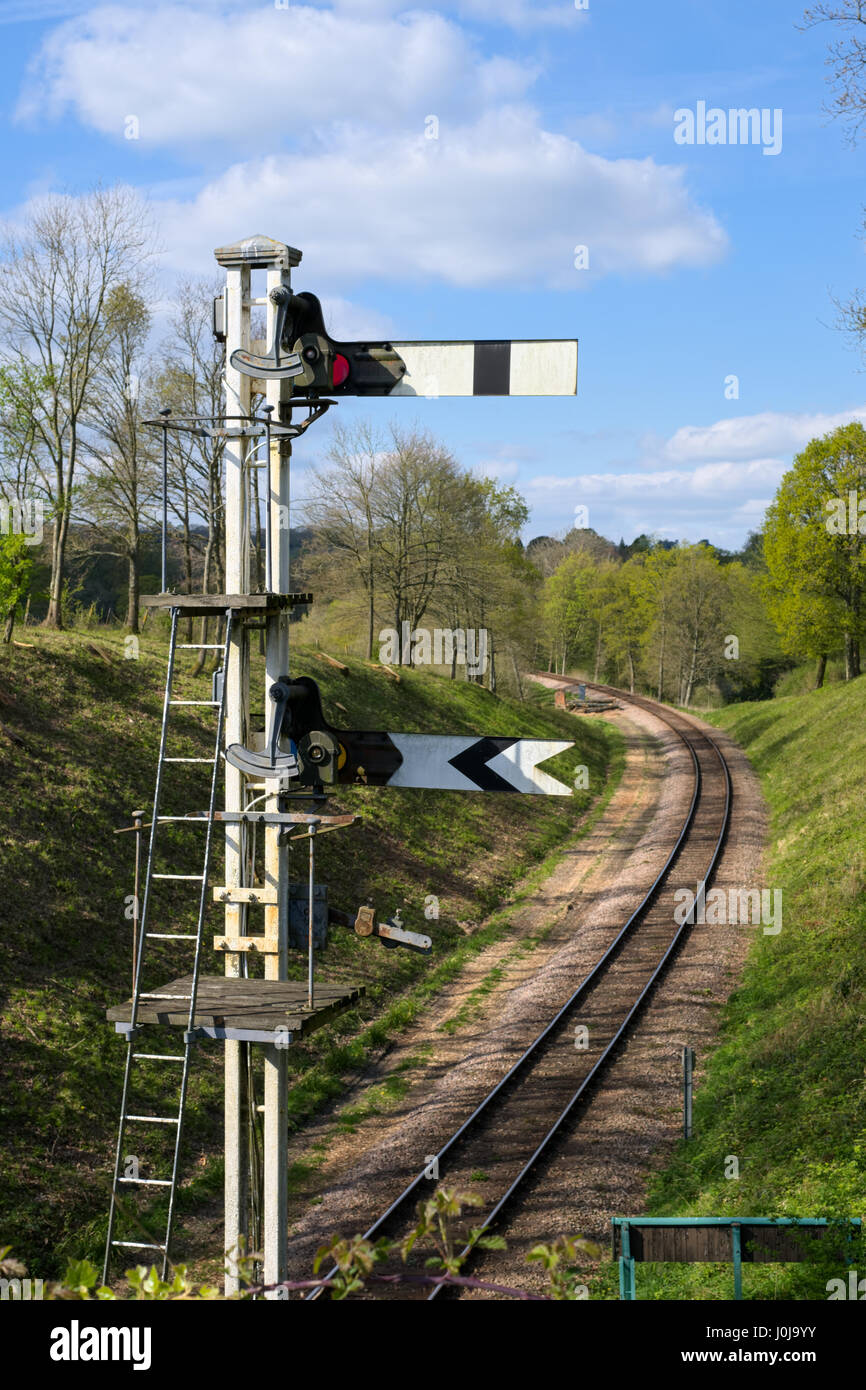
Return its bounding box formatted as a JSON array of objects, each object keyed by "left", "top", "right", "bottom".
[
  {"left": 589, "top": 676, "right": 866, "bottom": 1299},
  {"left": 0, "top": 627, "right": 621, "bottom": 1277}
]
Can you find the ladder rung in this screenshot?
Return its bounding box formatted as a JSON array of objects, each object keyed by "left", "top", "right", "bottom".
[
  {"left": 164, "top": 757, "right": 214, "bottom": 763},
  {"left": 178, "top": 644, "right": 224, "bottom": 650},
  {"left": 157, "top": 815, "right": 208, "bottom": 823},
  {"left": 133, "top": 1054, "right": 185, "bottom": 1061},
  {"left": 112, "top": 1241, "right": 167, "bottom": 1250},
  {"left": 119, "top": 1178, "right": 173, "bottom": 1187},
  {"left": 146, "top": 932, "right": 198, "bottom": 940},
  {"left": 139, "top": 992, "right": 193, "bottom": 1000},
  {"left": 126, "top": 1115, "right": 181, "bottom": 1124},
  {"left": 152, "top": 873, "right": 205, "bottom": 881},
  {"left": 170, "top": 700, "right": 221, "bottom": 706}
]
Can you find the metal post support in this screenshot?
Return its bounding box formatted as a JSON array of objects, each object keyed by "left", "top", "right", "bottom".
[
  {"left": 732, "top": 1223, "right": 743, "bottom": 1300},
  {"left": 261, "top": 261, "right": 292, "bottom": 1298},
  {"left": 262, "top": 1041, "right": 288, "bottom": 1299},
  {"left": 682, "top": 1045, "right": 695, "bottom": 1140},
  {"left": 619, "top": 1222, "right": 636, "bottom": 1300},
  {"left": 307, "top": 825, "right": 316, "bottom": 1010},
  {"left": 223, "top": 262, "right": 252, "bottom": 1295},
  {"left": 132, "top": 810, "right": 144, "bottom": 992},
  {"left": 262, "top": 405, "right": 273, "bottom": 594},
  {"left": 159, "top": 409, "right": 170, "bottom": 591}
]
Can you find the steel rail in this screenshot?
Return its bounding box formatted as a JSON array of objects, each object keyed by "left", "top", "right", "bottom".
[
  {"left": 306, "top": 685, "right": 731, "bottom": 1301},
  {"left": 426, "top": 686, "right": 732, "bottom": 1298}
]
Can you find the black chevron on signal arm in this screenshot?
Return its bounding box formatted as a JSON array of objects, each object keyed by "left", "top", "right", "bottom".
[{"left": 449, "top": 737, "right": 519, "bottom": 792}]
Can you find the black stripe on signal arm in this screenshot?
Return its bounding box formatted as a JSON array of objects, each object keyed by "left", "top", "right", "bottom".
[{"left": 473, "top": 341, "right": 511, "bottom": 396}]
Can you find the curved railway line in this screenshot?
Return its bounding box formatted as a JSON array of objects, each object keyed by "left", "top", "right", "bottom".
[{"left": 307, "top": 685, "right": 732, "bottom": 1301}]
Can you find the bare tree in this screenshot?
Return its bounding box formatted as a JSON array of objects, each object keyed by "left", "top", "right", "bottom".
[
  {"left": 154, "top": 278, "right": 227, "bottom": 664},
  {"left": 0, "top": 186, "right": 156, "bottom": 627},
  {"left": 78, "top": 285, "right": 159, "bottom": 631},
  {"left": 301, "top": 419, "right": 382, "bottom": 658},
  {"left": 803, "top": 2, "right": 866, "bottom": 141},
  {"left": 374, "top": 425, "right": 463, "bottom": 646}
]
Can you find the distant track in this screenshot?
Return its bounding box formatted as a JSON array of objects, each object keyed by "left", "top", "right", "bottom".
[{"left": 306, "top": 683, "right": 732, "bottom": 1301}]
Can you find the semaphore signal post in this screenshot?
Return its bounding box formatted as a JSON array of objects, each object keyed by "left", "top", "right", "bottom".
[{"left": 103, "top": 233, "right": 579, "bottom": 1298}]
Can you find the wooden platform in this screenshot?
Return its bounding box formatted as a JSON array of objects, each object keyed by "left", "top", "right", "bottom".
[
  {"left": 141, "top": 592, "right": 313, "bottom": 617},
  {"left": 107, "top": 975, "right": 364, "bottom": 1044}
]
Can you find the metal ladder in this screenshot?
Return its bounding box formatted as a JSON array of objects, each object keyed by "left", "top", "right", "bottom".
[{"left": 103, "top": 606, "right": 234, "bottom": 1283}]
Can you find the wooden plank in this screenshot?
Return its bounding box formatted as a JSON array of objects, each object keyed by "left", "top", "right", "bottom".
[
  {"left": 107, "top": 975, "right": 364, "bottom": 1036},
  {"left": 315, "top": 652, "right": 349, "bottom": 673},
  {"left": 214, "top": 936, "right": 281, "bottom": 954},
  {"left": 213, "top": 886, "right": 279, "bottom": 904},
  {"left": 613, "top": 1221, "right": 849, "bottom": 1265},
  {"left": 140, "top": 592, "right": 313, "bottom": 616}
]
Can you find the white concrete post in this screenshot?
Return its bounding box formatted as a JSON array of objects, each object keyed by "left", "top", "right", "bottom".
[
  {"left": 222, "top": 262, "right": 251, "bottom": 1294},
  {"left": 262, "top": 263, "right": 292, "bottom": 1297}
]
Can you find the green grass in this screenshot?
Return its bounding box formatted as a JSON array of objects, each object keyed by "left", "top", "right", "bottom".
[
  {"left": 606, "top": 675, "right": 866, "bottom": 1300},
  {"left": 0, "top": 624, "right": 621, "bottom": 1276}
]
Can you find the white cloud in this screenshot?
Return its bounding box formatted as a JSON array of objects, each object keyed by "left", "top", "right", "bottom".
[
  {"left": 665, "top": 406, "right": 866, "bottom": 464},
  {"left": 12, "top": 2, "right": 725, "bottom": 292},
  {"left": 524, "top": 457, "right": 786, "bottom": 503},
  {"left": 17, "top": 4, "right": 536, "bottom": 143},
  {"left": 472, "top": 458, "right": 521, "bottom": 482},
  {"left": 518, "top": 406, "right": 866, "bottom": 544},
  {"left": 519, "top": 456, "right": 788, "bottom": 547},
  {"left": 297, "top": 0, "right": 582, "bottom": 30},
  {"left": 453, "top": 0, "right": 582, "bottom": 28},
  {"left": 146, "top": 106, "right": 726, "bottom": 289},
  {"left": 317, "top": 296, "right": 396, "bottom": 341}
]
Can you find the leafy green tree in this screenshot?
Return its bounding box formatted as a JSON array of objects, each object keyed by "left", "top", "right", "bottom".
[
  {"left": 603, "top": 556, "right": 651, "bottom": 691},
  {"left": 764, "top": 420, "right": 866, "bottom": 681},
  {"left": 664, "top": 544, "right": 731, "bottom": 705},
  {"left": 0, "top": 530, "right": 33, "bottom": 643},
  {"left": 631, "top": 545, "right": 679, "bottom": 700},
  {"left": 541, "top": 549, "right": 597, "bottom": 675}
]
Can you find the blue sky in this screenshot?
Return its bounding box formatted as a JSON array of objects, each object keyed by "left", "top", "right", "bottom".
[{"left": 2, "top": 0, "right": 865, "bottom": 548}]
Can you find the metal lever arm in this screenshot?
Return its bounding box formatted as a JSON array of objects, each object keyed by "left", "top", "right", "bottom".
[
  {"left": 224, "top": 679, "right": 304, "bottom": 781},
  {"left": 353, "top": 905, "right": 432, "bottom": 954}
]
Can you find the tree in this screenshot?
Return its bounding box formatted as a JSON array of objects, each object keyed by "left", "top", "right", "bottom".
[
  {"left": 0, "top": 186, "right": 156, "bottom": 627},
  {"left": 77, "top": 285, "right": 159, "bottom": 631},
  {"left": 764, "top": 421, "right": 866, "bottom": 681},
  {"left": 604, "top": 558, "right": 651, "bottom": 692},
  {"left": 632, "top": 545, "right": 679, "bottom": 700},
  {"left": 432, "top": 476, "right": 529, "bottom": 688},
  {"left": 301, "top": 419, "right": 383, "bottom": 659},
  {"left": 0, "top": 531, "right": 33, "bottom": 644},
  {"left": 0, "top": 359, "right": 49, "bottom": 631},
  {"left": 374, "top": 426, "right": 464, "bottom": 644},
  {"left": 802, "top": 6, "right": 866, "bottom": 355},
  {"left": 664, "top": 545, "right": 731, "bottom": 706},
  {"left": 541, "top": 550, "right": 598, "bottom": 675},
  {"left": 302, "top": 422, "right": 467, "bottom": 664},
  {"left": 803, "top": 2, "right": 866, "bottom": 142},
  {"left": 153, "top": 278, "right": 228, "bottom": 666}
]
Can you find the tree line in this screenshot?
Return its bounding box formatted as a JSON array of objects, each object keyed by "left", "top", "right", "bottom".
[
  {"left": 2, "top": 187, "right": 866, "bottom": 705},
  {"left": 535, "top": 419, "right": 866, "bottom": 704},
  {"left": 0, "top": 187, "right": 231, "bottom": 645}
]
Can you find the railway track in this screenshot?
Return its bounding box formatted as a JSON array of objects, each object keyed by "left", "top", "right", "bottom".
[{"left": 306, "top": 684, "right": 732, "bottom": 1301}]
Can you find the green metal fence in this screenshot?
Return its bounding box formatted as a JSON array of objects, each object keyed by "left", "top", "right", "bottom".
[{"left": 611, "top": 1216, "right": 862, "bottom": 1300}]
